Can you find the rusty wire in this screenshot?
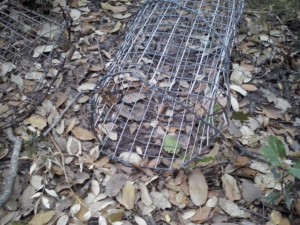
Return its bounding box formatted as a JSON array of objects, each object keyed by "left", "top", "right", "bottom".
[{"left": 92, "top": 0, "right": 245, "bottom": 169}]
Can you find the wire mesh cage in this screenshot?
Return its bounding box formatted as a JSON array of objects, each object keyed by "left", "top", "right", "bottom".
[
  {"left": 92, "top": 0, "right": 245, "bottom": 170},
  {"left": 0, "top": 1, "right": 69, "bottom": 129}
]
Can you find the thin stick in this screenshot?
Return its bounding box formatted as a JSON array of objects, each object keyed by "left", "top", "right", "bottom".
[
  {"left": 235, "top": 142, "right": 267, "bottom": 162},
  {"left": 43, "top": 92, "right": 83, "bottom": 136},
  {"left": 0, "top": 128, "right": 22, "bottom": 206},
  {"left": 50, "top": 135, "right": 70, "bottom": 183}
]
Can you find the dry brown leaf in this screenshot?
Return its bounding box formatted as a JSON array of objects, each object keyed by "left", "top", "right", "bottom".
[
  {"left": 122, "top": 92, "right": 146, "bottom": 104},
  {"left": 262, "top": 105, "right": 284, "bottom": 119},
  {"left": 77, "top": 82, "right": 96, "bottom": 91},
  {"left": 24, "top": 114, "right": 47, "bottom": 130},
  {"left": 221, "top": 174, "right": 241, "bottom": 201},
  {"left": 240, "top": 179, "right": 262, "bottom": 203},
  {"left": 106, "top": 173, "right": 128, "bottom": 197},
  {"left": 109, "top": 21, "right": 122, "bottom": 33},
  {"left": 271, "top": 210, "right": 283, "bottom": 224},
  {"left": 66, "top": 136, "right": 82, "bottom": 156},
  {"left": 219, "top": 198, "right": 250, "bottom": 218},
  {"left": 71, "top": 126, "right": 96, "bottom": 141},
  {"left": 190, "top": 207, "right": 212, "bottom": 222},
  {"left": 53, "top": 92, "right": 68, "bottom": 108},
  {"left": 121, "top": 181, "right": 136, "bottom": 210},
  {"left": 188, "top": 168, "right": 208, "bottom": 206},
  {"left": 105, "top": 209, "right": 124, "bottom": 224},
  {"left": 295, "top": 199, "right": 300, "bottom": 216},
  {"left": 134, "top": 216, "right": 147, "bottom": 225},
  {"left": 119, "top": 152, "right": 142, "bottom": 164},
  {"left": 28, "top": 210, "right": 56, "bottom": 225},
  {"left": 139, "top": 182, "right": 152, "bottom": 206},
  {"left": 150, "top": 191, "right": 171, "bottom": 210},
  {"left": 101, "top": 3, "right": 127, "bottom": 13},
  {"left": 241, "top": 83, "right": 258, "bottom": 91},
  {"left": 66, "top": 117, "right": 77, "bottom": 133}
]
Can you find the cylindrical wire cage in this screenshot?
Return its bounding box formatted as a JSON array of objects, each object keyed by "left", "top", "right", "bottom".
[
  {"left": 0, "top": 1, "right": 69, "bottom": 130},
  {"left": 92, "top": 0, "right": 245, "bottom": 169}
]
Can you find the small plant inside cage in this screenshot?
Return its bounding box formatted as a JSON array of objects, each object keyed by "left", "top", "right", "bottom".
[
  {"left": 92, "top": 0, "right": 244, "bottom": 169},
  {"left": 0, "top": 1, "right": 69, "bottom": 129}
]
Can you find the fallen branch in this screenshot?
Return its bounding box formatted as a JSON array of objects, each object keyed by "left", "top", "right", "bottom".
[
  {"left": 43, "top": 92, "right": 83, "bottom": 136},
  {"left": 235, "top": 142, "right": 267, "bottom": 162},
  {"left": 0, "top": 128, "right": 22, "bottom": 206}
]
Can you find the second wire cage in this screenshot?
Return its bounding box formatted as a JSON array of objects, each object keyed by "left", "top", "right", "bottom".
[{"left": 92, "top": 0, "right": 245, "bottom": 169}]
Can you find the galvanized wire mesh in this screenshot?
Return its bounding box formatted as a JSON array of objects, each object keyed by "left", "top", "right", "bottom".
[
  {"left": 92, "top": 0, "right": 245, "bottom": 169},
  {"left": 0, "top": 1, "right": 68, "bottom": 129}
]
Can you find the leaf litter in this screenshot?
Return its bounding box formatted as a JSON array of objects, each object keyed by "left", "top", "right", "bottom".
[{"left": 0, "top": 0, "right": 300, "bottom": 225}]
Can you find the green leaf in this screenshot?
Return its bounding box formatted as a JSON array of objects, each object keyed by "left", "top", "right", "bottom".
[
  {"left": 271, "top": 167, "right": 282, "bottom": 180},
  {"left": 264, "top": 191, "right": 281, "bottom": 205},
  {"left": 197, "top": 157, "right": 215, "bottom": 163},
  {"left": 287, "top": 167, "right": 300, "bottom": 180},
  {"left": 283, "top": 183, "right": 294, "bottom": 210},
  {"left": 261, "top": 146, "right": 282, "bottom": 167},
  {"left": 163, "top": 135, "right": 180, "bottom": 154},
  {"left": 268, "top": 136, "right": 286, "bottom": 158},
  {"left": 294, "top": 160, "right": 300, "bottom": 169},
  {"left": 231, "top": 111, "right": 251, "bottom": 122},
  {"left": 12, "top": 222, "right": 28, "bottom": 225}
]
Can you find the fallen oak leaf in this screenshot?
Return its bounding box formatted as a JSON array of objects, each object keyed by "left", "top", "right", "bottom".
[
  {"left": 24, "top": 114, "right": 47, "bottom": 130},
  {"left": 106, "top": 173, "right": 128, "bottom": 197},
  {"left": 71, "top": 126, "right": 96, "bottom": 141},
  {"left": 100, "top": 3, "right": 127, "bottom": 13},
  {"left": 188, "top": 168, "right": 208, "bottom": 206},
  {"left": 121, "top": 181, "right": 136, "bottom": 210},
  {"left": 28, "top": 210, "right": 56, "bottom": 225}
]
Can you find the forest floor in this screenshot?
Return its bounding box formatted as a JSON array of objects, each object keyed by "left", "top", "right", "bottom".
[{"left": 0, "top": 0, "right": 300, "bottom": 225}]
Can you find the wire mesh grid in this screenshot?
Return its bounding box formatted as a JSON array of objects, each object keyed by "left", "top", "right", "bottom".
[
  {"left": 0, "top": 1, "right": 68, "bottom": 129},
  {"left": 92, "top": 0, "right": 245, "bottom": 170}
]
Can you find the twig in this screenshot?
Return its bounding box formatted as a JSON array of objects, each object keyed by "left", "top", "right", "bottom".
[
  {"left": 50, "top": 135, "right": 69, "bottom": 183},
  {"left": 43, "top": 92, "right": 83, "bottom": 136},
  {"left": 235, "top": 142, "right": 267, "bottom": 162},
  {"left": 0, "top": 128, "right": 22, "bottom": 206}
]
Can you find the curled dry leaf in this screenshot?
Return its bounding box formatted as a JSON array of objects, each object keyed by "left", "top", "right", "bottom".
[
  {"left": 105, "top": 173, "right": 128, "bottom": 197},
  {"left": 71, "top": 126, "right": 96, "bottom": 141},
  {"left": 221, "top": 174, "right": 241, "bottom": 201},
  {"left": 188, "top": 168, "right": 208, "bottom": 206},
  {"left": 109, "top": 21, "right": 122, "bottom": 33},
  {"left": 101, "top": 3, "right": 127, "bottom": 13},
  {"left": 121, "top": 181, "right": 136, "bottom": 210},
  {"left": 119, "top": 152, "right": 142, "bottom": 164}
]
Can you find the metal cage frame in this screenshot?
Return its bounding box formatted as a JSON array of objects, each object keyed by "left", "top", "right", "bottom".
[{"left": 92, "top": 0, "right": 245, "bottom": 169}]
